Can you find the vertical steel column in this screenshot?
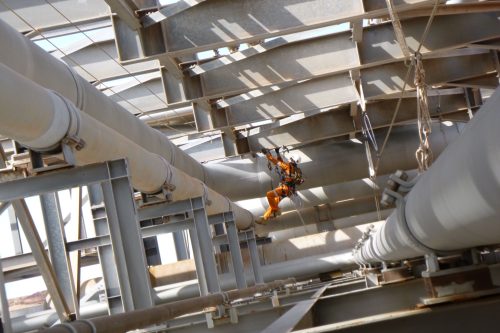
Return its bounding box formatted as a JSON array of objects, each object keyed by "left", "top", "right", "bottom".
[
  {"left": 87, "top": 184, "right": 124, "bottom": 314},
  {"left": 0, "top": 202, "right": 9, "bottom": 215},
  {"left": 173, "top": 231, "right": 189, "bottom": 261},
  {"left": 224, "top": 215, "right": 247, "bottom": 289},
  {"left": 188, "top": 227, "right": 209, "bottom": 296},
  {"left": 246, "top": 230, "right": 264, "bottom": 284},
  {"left": 40, "top": 193, "right": 78, "bottom": 317},
  {"left": 11, "top": 200, "right": 71, "bottom": 321},
  {"left": 68, "top": 187, "right": 83, "bottom": 309},
  {"left": 190, "top": 197, "right": 221, "bottom": 294},
  {"left": 7, "top": 207, "right": 22, "bottom": 255},
  {"left": 0, "top": 259, "right": 12, "bottom": 333},
  {"left": 100, "top": 160, "right": 154, "bottom": 310}
]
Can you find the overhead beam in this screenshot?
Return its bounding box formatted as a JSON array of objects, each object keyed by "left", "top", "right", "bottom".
[
  {"left": 397, "top": 1, "right": 500, "bottom": 19},
  {"left": 104, "top": 0, "right": 142, "bottom": 30},
  {"left": 362, "top": 52, "right": 497, "bottom": 99},
  {"left": 142, "top": 0, "right": 208, "bottom": 27},
  {"left": 220, "top": 53, "right": 493, "bottom": 129},
  {"left": 151, "top": 0, "right": 437, "bottom": 55},
  {"left": 245, "top": 93, "right": 468, "bottom": 150},
  {"left": 192, "top": 12, "right": 500, "bottom": 99},
  {"left": 225, "top": 74, "right": 358, "bottom": 127}
]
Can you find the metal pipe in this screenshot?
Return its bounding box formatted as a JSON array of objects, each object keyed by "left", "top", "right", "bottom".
[
  {"left": 0, "top": 18, "right": 204, "bottom": 181},
  {"left": 0, "top": 64, "right": 253, "bottom": 229},
  {"left": 236, "top": 173, "right": 397, "bottom": 216},
  {"left": 12, "top": 250, "right": 354, "bottom": 332},
  {"left": 355, "top": 88, "right": 500, "bottom": 264},
  {"left": 154, "top": 251, "right": 356, "bottom": 302},
  {"left": 40, "top": 279, "right": 295, "bottom": 333},
  {"left": 205, "top": 124, "right": 460, "bottom": 201}
]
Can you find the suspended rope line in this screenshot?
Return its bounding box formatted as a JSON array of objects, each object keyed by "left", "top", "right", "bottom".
[
  {"left": 414, "top": 52, "right": 433, "bottom": 171},
  {"left": 374, "top": 0, "right": 441, "bottom": 175},
  {"left": 290, "top": 194, "right": 308, "bottom": 229},
  {"left": 385, "top": 0, "right": 411, "bottom": 60}
]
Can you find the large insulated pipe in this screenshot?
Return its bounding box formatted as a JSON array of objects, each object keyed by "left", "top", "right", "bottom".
[
  {"left": 355, "top": 88, "right": 500, "bottom": 264},
  {"left": 154, "top": 251, "right": 355, "bottom": 302},
  {"left": 237, "top": 173, "right": 397, "bottom": 216},
  {"left": 36, "top": 279, "right": 296, "bottom": 333},
  {"left": 205, "top": 124, "right": 460, "bottom": 201},
  {"left": 0, "top": 18, "right": 204, "bottom": 181},
  {"left": 0, "top": 64, "right": 253, "bottom": 228}
]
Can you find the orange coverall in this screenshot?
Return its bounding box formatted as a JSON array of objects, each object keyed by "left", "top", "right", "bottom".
[{"left": 263, "top": 153, "right": 298, "bottom": 220}]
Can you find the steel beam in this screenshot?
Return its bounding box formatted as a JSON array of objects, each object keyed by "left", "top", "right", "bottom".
[
  {"left": 0, "top": 202, "right": 9, "bottom": 215},
  {"left": 104, "top": 0, "right": 141, "bottom": 30},
  {"left": 173, "top": 228, "right": 190, "bottom": 261},
  {"left": 246, "top": 230, "right": 264, "bottom": 284},
  {"left": 225, "top": 74, "right": 358, "bottom": 127},
  {"left": 153, "top": 0, "right": 438, "bottom": 56},
  {"left": 362, "top": 52, "right": 497, "bottom": 99},
  {"left": 0, "top": 162, "right": 117, "bottom": 202},
  {"left": 68, "top": 187, "right": 83, "bottom": 309},
  {"left": 223, "top": 213, "right": 247, "bottom": 289},
  {"left": 6, "top": 206, "right": 22, "bottom": 255},
  {"left": 261, "top": 285, "right": 329, "bottom": 333},
  {"left": 11, "top": 200, "right": 71, "bottom": 321},
  {"left": 142, "top": 0, "right": 207, "bottom": 27},
  {"left": 100, "top": 160, "right": 154, "bottom": 310},
  {"left": 214, "top": 51, "right": 494, "bottom": 129},
  {"left": 198, "top": 30, "right": 358, "bottom": 99},
  {"left": 193, "top": 12, "right": 500, "bottom": 99},
  {"left": 245, "top": 93, "right": 468, "bottom": 150},
  {"left": 189, "top": 197, "right": 221, "bottom": 294},
  {"left": 88, "top": 185, "right": 125, "bottom": 315},
  {"left": 0, "top": 259, "right": 12, "bottom": 333},
  {"left": 39, "top": 193, "right": 79, "bottom": 317}
]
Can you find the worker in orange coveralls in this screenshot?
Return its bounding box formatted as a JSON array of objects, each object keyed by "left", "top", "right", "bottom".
[{"left": 259, "top": 147, "right": 304, "bottom": 222}]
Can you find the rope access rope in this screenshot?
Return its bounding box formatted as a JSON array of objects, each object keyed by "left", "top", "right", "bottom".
[
  {"left": 385, "top": 0, "right": 412, "bottom": 60},
  {"left": 374, "top": 0, "right": 441, "bottom": 175},
  {"left": 414, "top": 53, "right": 433, "bottom": 171}
]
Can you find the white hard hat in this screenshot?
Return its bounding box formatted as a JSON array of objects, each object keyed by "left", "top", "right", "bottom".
[{"left": 290, "top": 154, "right": 301, "bottom": 163}]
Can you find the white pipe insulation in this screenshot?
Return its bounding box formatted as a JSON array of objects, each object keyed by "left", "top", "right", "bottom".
[
  {"left": 237, "top": 172, "right": 417, "bottom": 217},
  {"left": 0, "top": 64, "right": 253, "bottom": 229},
  {"left": 0, "top": 18, "right": 204, "bottom": 181},
  {"left": 355, "top": 88, "right": 500, "bottom": 264}
]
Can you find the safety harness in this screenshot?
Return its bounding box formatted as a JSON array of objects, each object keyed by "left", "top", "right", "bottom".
[{"left": 277, "top": 160, "right": 304, "bottom": 197}]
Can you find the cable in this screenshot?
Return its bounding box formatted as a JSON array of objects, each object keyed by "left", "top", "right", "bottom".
[{"left": 374, "top": 0, "right": 441, "bottom": 175}]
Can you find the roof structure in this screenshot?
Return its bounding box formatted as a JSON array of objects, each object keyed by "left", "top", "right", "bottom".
[{"left": 0, "top": 1, "right": 500, "bottom": 332}]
